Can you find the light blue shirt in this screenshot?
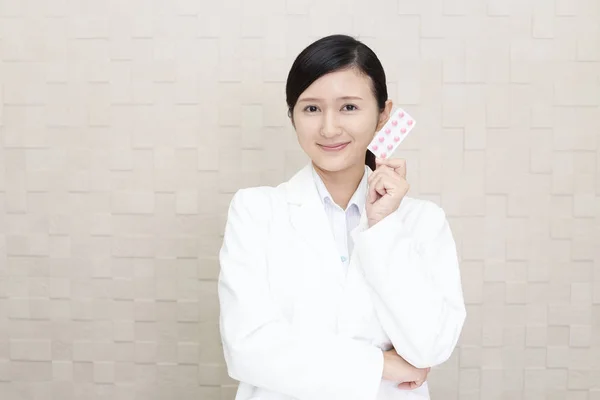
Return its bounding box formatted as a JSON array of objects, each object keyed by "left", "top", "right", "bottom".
[{"left": 311, "top": 166, "right": 368, "bottom": 265}]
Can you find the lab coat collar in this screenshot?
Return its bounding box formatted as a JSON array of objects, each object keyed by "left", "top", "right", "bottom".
[
  {"left": 284, "top": 162, "right": 372, "bottom": 207},
  {"left": 282, "top": 163, "right": 372, "bottom": 270},
  {"left": 284, "top": 163, "right": 319, "bottom": 205},
  {"left": 311, "top": 165, "right": 369, "bottom": 214}
]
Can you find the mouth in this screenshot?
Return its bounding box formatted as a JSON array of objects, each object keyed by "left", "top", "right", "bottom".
[{"left": 318, "top": 142, "right": 350, "bottom": 152}]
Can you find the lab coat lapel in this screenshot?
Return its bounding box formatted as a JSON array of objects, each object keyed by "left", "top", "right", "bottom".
[
  {"left": 285, "top": 163, "right": 341, "bottom": 271},
  {"left": 349, "top": 167, "right": 372, "bottom": 249}
]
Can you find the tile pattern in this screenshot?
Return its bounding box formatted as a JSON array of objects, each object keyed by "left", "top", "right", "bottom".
[{"left": 0, "top": 0, "right": 598, "bottom": 399}]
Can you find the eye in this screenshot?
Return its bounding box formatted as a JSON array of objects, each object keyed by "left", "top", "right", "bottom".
[{"left": 342, "top": 104, "right": 358, "bottom": 111}]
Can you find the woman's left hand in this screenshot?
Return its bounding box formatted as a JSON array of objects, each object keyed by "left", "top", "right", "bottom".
[{"left": 366, "top": 158, "right": 409, "bottom": 227}]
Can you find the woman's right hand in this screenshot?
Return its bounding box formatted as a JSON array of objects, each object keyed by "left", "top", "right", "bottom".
[{"left": 382, "top": 349, "right": 431, "bottom": 390}]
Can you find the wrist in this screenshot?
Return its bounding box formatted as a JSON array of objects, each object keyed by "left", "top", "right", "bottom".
[{"left": 381, "top": 350, "right": 392, "bottom": 381}]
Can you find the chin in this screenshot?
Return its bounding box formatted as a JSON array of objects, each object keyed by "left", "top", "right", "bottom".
[{"left": 312, "top": 155, "right": 359, "bottom": 173}]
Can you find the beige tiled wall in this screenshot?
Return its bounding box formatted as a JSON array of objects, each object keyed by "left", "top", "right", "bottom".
[{"left": 0, "top": 0, "right": 599, "bottom": 399}]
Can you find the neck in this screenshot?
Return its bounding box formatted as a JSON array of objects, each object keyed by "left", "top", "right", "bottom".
[{"left": 313, "top": 162, "right": 365, "bottom": 209}]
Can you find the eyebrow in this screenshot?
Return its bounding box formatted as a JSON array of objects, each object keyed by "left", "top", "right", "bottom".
[{"left": 297, "top": 96, "right": 364, "bottom": 102}]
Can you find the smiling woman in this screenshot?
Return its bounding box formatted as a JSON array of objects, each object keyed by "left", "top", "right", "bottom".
[
  {"left": 290, "top": 68, "right": 387, "bottom": 188},
  {"left": 286, "top": 35, "right": 392, "bottom": 176},
  {"left": 218, "top": 34, "right": 466, "bottom": 400}
]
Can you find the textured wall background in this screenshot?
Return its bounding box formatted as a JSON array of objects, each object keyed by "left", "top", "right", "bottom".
[{"left": 0, "top": 0, "right": 599, "bottom": 399}]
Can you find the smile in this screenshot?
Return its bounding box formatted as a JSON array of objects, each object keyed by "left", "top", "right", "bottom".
[{"left": 318, "top": 142, "right": 350, "bottom": 152}]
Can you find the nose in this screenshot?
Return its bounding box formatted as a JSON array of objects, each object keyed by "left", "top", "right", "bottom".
[{"left": 320, "top": 111, "right": 342, "bottom": 138}]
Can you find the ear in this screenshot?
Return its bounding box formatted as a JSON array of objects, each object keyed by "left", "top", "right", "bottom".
[
  {"left": 288, "top": 108, "right": 295, "bottom": 128},
  {"left": 375, "top": 100, "right": 394, "bottom": 131}
]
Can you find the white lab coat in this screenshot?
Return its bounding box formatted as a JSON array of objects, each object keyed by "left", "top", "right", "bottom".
[{"left": 218, "top": 163, "right": 466, "bottom": 400}]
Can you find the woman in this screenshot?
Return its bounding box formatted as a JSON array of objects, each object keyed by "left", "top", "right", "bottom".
[{"left": 218, "top": 34, "right": 466, "bottom": 400}]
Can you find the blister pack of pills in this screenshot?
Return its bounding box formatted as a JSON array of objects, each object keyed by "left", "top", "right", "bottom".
[{"left": 367, "top": 107, "right": 416, "bottom": 159}]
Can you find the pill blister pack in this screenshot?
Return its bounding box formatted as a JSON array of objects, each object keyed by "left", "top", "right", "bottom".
[{"left": 367, "top": 107, "right": 416, "bottom": 159}]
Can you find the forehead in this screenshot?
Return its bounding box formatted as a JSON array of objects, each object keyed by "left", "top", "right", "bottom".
[{"left": 300, "top": 68, "right": 373, "bottom": 98}]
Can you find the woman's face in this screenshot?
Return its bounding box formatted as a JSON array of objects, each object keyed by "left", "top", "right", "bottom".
[{"left": 291, "top": 68, "right": 392, "bottom": 173}]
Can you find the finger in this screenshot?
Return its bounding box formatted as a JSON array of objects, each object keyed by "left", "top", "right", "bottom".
[
  {"left": 373, "top": 176, "right": 388, "bottom": 197},
  {"left": 375, "top": 173, "right": 404, "bottom": 196},
  {"left": 412, "top": 372, "right": 428, "bottom": 388},
  {"left": 373, "top": 166, "right": 400, "bottom": 182},
  {"left": 367, "top": 169, "right": 378, "bottom": 186},
  {"left": 393, "top": 159, "right": 407, "bottom": 178},
  {"left": 370, "top": 176, "right": 384, "bottom": 197},
  {"left": 398, "top": 380, "right": 423, "bottom": 390},
  {"left": 378, "top": 158, "right": 406, "bottom": 178},
  {"left": 369, "top": 169, "right": 405, "bottom": 201},
  {"left": 367, "top": 183, "right": 379, "bottom": 205},
  {"left": 375, "top": 158, "right": 401, "bottom": 173},
  {"left": 368, "top": 174, "right": 386, "bottom": 204},
  {"left": 368, "top": 164, "right": 393, "bottom": 186},
  {"left": 377, "top": 157, "right": 404, "bottom": 168},
  {"left": 375, "top": 157, "right": 386, "bottom": 166}
]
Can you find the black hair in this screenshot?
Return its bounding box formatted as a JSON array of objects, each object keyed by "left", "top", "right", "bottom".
[{"left": 285, "top": 34, "right": 388, "bottom": 171}]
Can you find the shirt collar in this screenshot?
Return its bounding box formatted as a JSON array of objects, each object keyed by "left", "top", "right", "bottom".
[{"left": 311, "top": 165, "right": 368, "bottom": 212}]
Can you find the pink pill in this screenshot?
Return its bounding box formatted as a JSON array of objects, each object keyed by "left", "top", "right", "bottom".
[
  {"left": 392, "top": 120, "right": 398, "bottom": 126},
  {"left": 372, "top": 145, "right": 378, "bottom": 151},
  {"left": 401, "top": 127, "right": 407, "bottom": 134},
  {"left": 380, "top": 152, "right": 387, "bottom": 159},
  {"left": 385, "top": 128, "right": 391, "bottom": 134},
  {"left": 399, "top": 112, "right": 405, "bottom": 118},
  {"left": 394, "top": 136, "right": 400, "bottom": 142},
  {"left": 378, "top": 136, "right": 384, "bottom": 143},
  {"left": 407, "top": 120, "right": 413, "bottom": 126},
  {"left": 387, "top": 144, "right": 393, "bottom": 150}
]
